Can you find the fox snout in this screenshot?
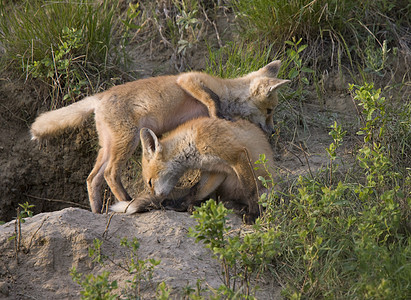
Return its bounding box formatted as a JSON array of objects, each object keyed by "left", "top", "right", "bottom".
[
  {"left": 152, "top": 182, "right": 173, "bottom": 198},
  {"left": 259, "top": 123, "right": 275, "bottom": 135},
  {"left": 153, "top": 189, "right": 167, "bottom": 197}
]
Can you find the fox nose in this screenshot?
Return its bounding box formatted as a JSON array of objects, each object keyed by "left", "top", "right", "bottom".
[
  {"left": 156, "top": 191, "right": 166, "bottom": 197},
  {"left": 259, "top": 124, "right": 275, "bottom": 135},
  {"left": 154, "top": 187, "right": 168, "bottom": 198}
]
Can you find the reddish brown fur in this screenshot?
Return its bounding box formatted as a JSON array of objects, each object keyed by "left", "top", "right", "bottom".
[
  {"left": 31, "top": 62, "right": 288, "bottom": 213},
  {"left": 112, "top": 117, "right": 276, "bottom": 223}
]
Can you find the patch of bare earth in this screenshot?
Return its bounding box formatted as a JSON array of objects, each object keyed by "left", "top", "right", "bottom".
[{"left": 0, "top": 208, "right": 283, "bottom": 299}]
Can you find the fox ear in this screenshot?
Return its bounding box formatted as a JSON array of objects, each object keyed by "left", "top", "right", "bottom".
[
  {"left": 260, "top": 60, "right": 282, "bottom": 77},
  {"left": 250, "top": 78, "right": 290, "bottom": 98},
  {"left": 140, "top": 128, "right": 162, "bottom": 159},
  {"left": 267, "top": 79, "right": 290, "bottom": 95}
]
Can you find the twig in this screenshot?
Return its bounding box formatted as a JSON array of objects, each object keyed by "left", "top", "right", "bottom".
[
  {"left": 50, "top": 44, "right": 64, "bottom": 106},
  {"left": 102, "top": 189, "right": 109, "bottom": 214},
  {"left": 125, "top": 198, "right": 137, "bottom": 213},
  {"left": 26, "top": 216, "right": 49, "bottom": 251},
  {"left": 350, "top": 91, "right": 366, "bottom": 127},
  {"left": 24, "top": 193, "right": 89, "bottom": 209},
  {"left": 242, "top": 147, "right": 261, "bottom": 214},
  {"left": 153, "top": 17, "right": 172, "bottom": 47},
  {"left": 14, "top": 208, "right": 19, "bottom": 264},
  {"left": 17, "top": 208, "right": 22, "bottom": 253},
  {"left": 287, "top": 142, "right": 305, "bottom": 166},
  {"left": 299, "top": 142, "right": 313, "bottom": 179},
  {"left": 102, "top": 212, "right": 115, "bottom": 239},
  {"left": 201, "top": 6, "right": 223, "bottom": 48}
]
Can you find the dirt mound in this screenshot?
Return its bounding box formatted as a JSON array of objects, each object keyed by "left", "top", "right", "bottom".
[
  {"left": 0, "top": 79, "right": 97, "bottom": 222},
  {"left": 0, "top": 208, "right": 282, "bottom": 299}
]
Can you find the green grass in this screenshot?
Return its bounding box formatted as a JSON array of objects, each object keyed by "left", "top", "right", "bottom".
[
  {"left": 0, "top": 0, "right": 124, "bottom": 106},
  {"left": 0, "top": 0, "right": 120, "bottom": 69},
  {"left": 205, "top": 41, "right": 276, "bottom": 78},
  {"left": 230, "top": 0, "right": 410, "bottom": 73},
  {"left": 0, "top": 1, "right": 409, "bottom": 298}
]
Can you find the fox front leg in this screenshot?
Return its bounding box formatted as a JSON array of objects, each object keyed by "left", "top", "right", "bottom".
[
  {"left": 233, "top": 151, "right": 261, "bottom": 224},
  {"left": 176, "top": 74, "right": 223, "bottom": 119},
  {"left": 162, "top": 172, "right": 226, "bottom": 213}
]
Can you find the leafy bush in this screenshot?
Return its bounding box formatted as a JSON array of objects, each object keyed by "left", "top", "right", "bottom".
[
  {"left": 71, "top": 237, "right": 161, "bottom": 299},
  {"left": 189, "top": 199, "right": 281, "bottom": 298},
  {"left": 188, "top": 82, "right": 410, "bottom": 299}
]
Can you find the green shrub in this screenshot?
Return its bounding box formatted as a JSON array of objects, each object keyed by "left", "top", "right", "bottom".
[
  {"left": 188, "top": 82, "right": 410, "bottom": 299},
  {"left": 265, "top": 83, "right": 410, "bottom": 298},
  {"left": 189, "top": 199, "right": 281, "bottom": 298},
  {"left": 71, "top": 237, "right": 161, "bottom": 299},
  {"left": 71, "top": 268, "right": 118, "bottom": 300}
]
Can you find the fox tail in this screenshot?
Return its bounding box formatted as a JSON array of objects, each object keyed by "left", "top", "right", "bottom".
[
  {"left": 110, "top": 195, "right": 163, "bottom": 214},
  {"left": 30, "top": 95, "right": 99, "bottom": 140}
]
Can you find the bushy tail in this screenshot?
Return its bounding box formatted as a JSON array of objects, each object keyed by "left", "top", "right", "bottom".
[
  {"left": 30, "top": 96, "right": 99, "bottom": 140},
  {"left": 110, "top": 195, "right": 163, "bottom": 214}
]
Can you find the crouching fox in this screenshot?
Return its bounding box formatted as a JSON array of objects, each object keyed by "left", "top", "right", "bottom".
[
  {"left": 31, "top": 61, "right": 288, "bottom": 214},
  {"left": 110, "top": 117, "right": 276, "bottom": 223}
]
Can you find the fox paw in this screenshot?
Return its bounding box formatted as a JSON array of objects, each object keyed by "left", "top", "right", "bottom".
[
  {"left": 161, "top": 198, "right": 189, "bottom": 212},
  {"left": 244, "top": 213, "right": 258, "bottom": 225}
]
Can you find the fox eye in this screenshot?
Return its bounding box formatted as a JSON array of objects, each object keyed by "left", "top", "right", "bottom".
[
  {"left": 148, "top": 178, "right": 153, "bottom": 188},
  {"left": 266, "top": 108, "right": 273, "bottom": 115}
]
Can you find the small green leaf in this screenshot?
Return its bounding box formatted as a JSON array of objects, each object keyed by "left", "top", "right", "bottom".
[
  {"left": 301, "top": 66, "right": 314, "bottom": 73},
  {"left": 297, "top": 44, "right": 308, "bottom": 53},
  {"left": 288, "top": 69, "right": 299, "bottom": 79}
]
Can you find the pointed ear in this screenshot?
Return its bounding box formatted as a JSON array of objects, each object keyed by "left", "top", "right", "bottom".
[
  {"left": 268, "top": 79, "right": 290, "bottom": 95},
  {"left": 250, "top": 78, "right": 290, "bottom": 98},
  {"left": 260, "top": 60, "right": 282, "bottom": 77},
  {"left": 140, "top": 128, "right": 162, "bottom": 159}
]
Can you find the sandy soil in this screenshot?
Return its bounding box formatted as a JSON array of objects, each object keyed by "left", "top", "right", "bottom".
[{"left": 0, "top": 207, "right": 283, "bottom": 299}]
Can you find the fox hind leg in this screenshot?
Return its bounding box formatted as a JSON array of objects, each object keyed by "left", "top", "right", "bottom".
[
  {"left": 103, "top": 129, "right": 139, "bottom": 205},
  {"left": 87, "top": 118, "right": 140, "bottom": 213},
  {"left": 87, "top": 146, "right": 109, "bottom": 213},
  {"left": 87, "top": 119, "right": 113, "bottom": 213}
]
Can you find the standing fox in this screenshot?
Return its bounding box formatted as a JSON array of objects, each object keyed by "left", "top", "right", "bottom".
[
  {"left": 31, "top": 61, "right": 288, "bottom": 213},
  {"left": 111, "top": 117, "right": 276, "bottom": 223}
]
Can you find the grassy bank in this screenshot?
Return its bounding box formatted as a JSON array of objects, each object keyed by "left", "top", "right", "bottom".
[{"left": 0, "top": 0, "right": 409, "bottom": 299}]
